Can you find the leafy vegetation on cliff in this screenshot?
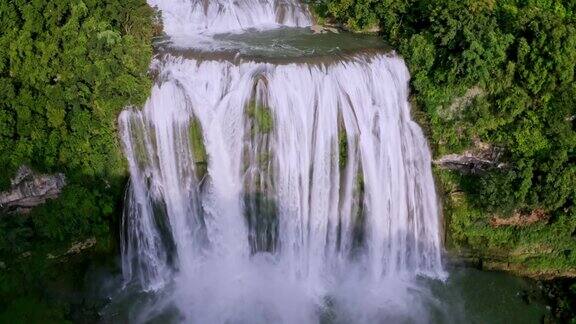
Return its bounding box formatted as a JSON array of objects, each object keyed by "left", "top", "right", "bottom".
[
  {"left": 310, "top": 0, "right": 576, "bottom": 277},
  {"left": 0, "top": 0, "right": 155, "bottom": 320}
]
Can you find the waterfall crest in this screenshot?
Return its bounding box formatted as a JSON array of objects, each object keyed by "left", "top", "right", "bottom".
[{"left": 119, "top": 1, "right": 445, "bottom": 322}]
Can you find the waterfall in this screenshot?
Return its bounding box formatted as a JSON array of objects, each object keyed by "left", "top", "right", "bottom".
[
  {"left": 149, "top": 0, "right": 312, "bottom": 48},
  {"left": 119, "top": 0, "right": 445, "bottom": 322},
  {"left": 149, "top": 0, "right": 311, "bottom": 36}
]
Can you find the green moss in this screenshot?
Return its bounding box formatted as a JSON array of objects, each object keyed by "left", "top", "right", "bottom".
[
  {"left": 189, "top": 118, "right": 206, "bottom": 162},
  {"left": 246, "top": 100, "right": 273, "bottom": 134},
  {"left": 188, "top": 117, "right": 207, "bottom": 179}
]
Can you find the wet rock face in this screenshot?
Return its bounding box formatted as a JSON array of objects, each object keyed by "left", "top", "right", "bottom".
[{"left": 0, "top": 166, "right": 66, "bottom": 213}]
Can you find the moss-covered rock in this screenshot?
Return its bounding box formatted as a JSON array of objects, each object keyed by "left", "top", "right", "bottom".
[
  {"left": 246, "top": 99, "right": 273, "bottom": 134},
  {"left": 188, "top": 117, "right": 207, "bottom": 180}
]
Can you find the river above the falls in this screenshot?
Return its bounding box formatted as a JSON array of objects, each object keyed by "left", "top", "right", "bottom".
[{"left": 154, "top": 27, "right": 390, "bottom": 62}]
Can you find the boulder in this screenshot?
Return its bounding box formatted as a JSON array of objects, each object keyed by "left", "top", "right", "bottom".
[{"left": 0, "top": 166, "right": 66, "bottom": 213}]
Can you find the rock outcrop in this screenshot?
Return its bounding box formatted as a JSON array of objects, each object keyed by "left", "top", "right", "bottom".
[
  {"left": 490, "top": 209, "right": 549, "bottom": 228},
  {"left": 66, "top": 237, "right": 97, "bottom": 255},
  {"left": 310, "top": 24, "right": 339, "bottom": 34},
  {"left": 434, "top": 140, "right": 505, "bottom": 174},
  {"left": 0, "top": 166, "right": 66, "bottom": 213}
]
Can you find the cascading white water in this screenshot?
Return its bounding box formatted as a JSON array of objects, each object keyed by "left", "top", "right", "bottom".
[
  {"left": 150, "top": 0, "right": 311, "bottom": 35},
  {"left": 119, "top": 0, "right": 446, "bottom": 323},
  {"left": 150, "top": 0, "right": 311, "bottom": 48}
]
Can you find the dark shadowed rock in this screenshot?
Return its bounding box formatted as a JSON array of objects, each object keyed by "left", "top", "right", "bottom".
[{"left": 0, "top": 166, "right": 66, "bottom": 213}]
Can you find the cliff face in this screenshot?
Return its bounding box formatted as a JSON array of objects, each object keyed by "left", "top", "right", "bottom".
[{"left": 0, "top": 166, "right": 66, "bottom": 214}]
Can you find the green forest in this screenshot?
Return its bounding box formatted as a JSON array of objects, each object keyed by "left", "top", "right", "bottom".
[{"left": 0, "top": 0, "right": 155, "bottom": 321}]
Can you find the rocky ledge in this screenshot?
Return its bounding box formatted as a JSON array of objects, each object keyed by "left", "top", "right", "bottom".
[
  {"left": 434, "top": 140, "right": 506, "bottom": 174},
  {"left": 0, "top": 166, "right": 66, "bottom": 213}
]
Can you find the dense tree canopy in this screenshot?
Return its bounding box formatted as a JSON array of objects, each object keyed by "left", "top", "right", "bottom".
[
  {"left": 0, "top": 0, "right": 155, "bottom": 320},
  {"left": 0, "top": 0, "right": 154, "bottom": 248}
]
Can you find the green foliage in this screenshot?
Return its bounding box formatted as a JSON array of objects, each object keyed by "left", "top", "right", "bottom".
[
  {"left": 0, "top": 0, "right": 155, "bottom": 318},
  {"left": 308, "top": 0, "right": 381, "bottom": 30},
  {"left": 0, "top": 0, "right": 154, "bottom": 245},
  {"left": 314, "top": 0, "right": 576, "bottom": 275}
]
